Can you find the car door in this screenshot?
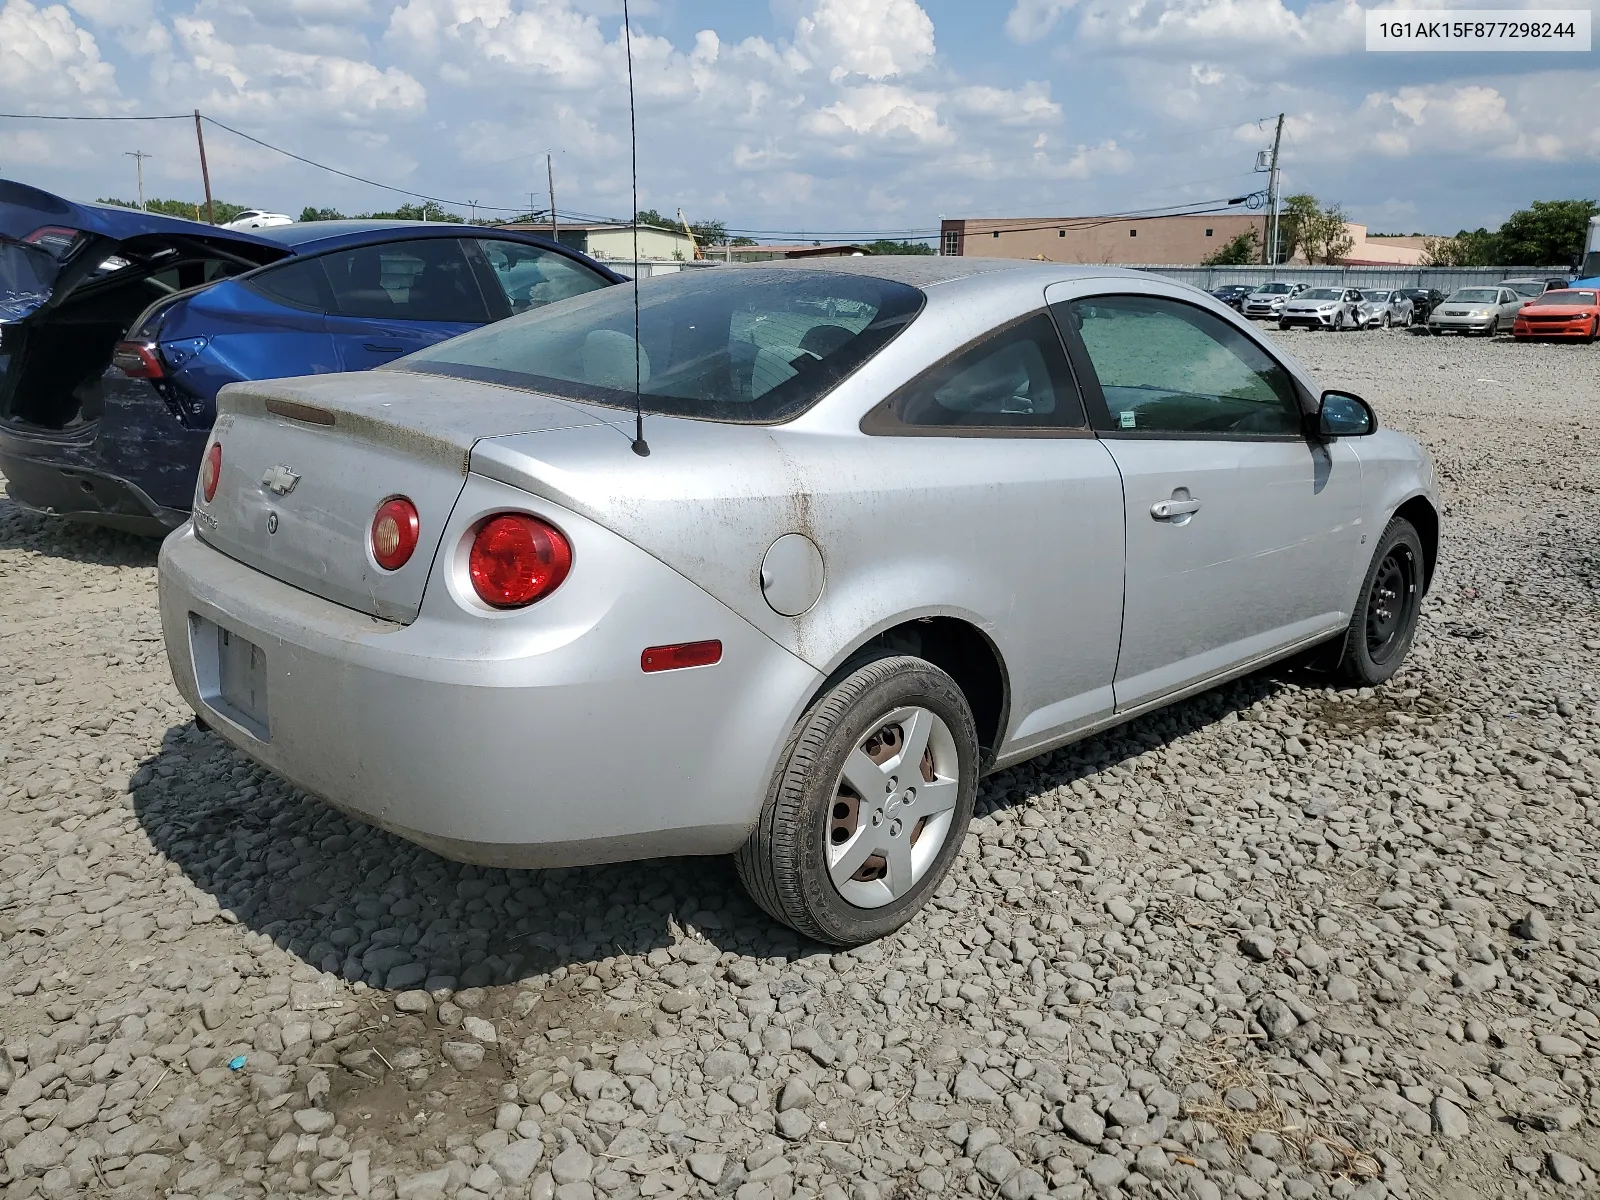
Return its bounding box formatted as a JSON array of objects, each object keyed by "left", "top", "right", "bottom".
[
  {"left": 1497, "top": 288, "right": 1523, "bottom": 329},
  {"left": 858, "top": 309, "right": 1126, "bottom": 754},
  {"left": 319, "top": 238, "right": 491, "bottom": 370},
  {"left": 1047, "top": 282, "right": 1367, "bottom": 711}
]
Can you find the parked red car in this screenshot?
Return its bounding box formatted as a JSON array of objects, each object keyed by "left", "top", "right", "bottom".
[{"left": 1512, "top": 288, "right": 1600, "bottom": 341}]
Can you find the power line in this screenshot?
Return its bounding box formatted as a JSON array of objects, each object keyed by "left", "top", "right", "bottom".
[{"left": 0, "top": 112, "right": 190, "bottom": 121}]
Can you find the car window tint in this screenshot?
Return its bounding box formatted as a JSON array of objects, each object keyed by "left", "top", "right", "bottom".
[
  {"left": 320, "top": 239, "right": 490, "bottom": 322},
  {"left": 867, "top": 311, "right": 1086, "bottom": 432},
  {"left": 1066, "top": 294, "right": 1301, "bottom": 436},
  {"left": 476, "top": 240, "right": 608, "bottom": 315},
  {"left": 245, "top": 257, "right": 334, "bottom": 311}
]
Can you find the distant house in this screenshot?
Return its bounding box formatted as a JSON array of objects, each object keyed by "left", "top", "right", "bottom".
[{"left": 499, "top": 221, "right": 696, "bottom": 263}]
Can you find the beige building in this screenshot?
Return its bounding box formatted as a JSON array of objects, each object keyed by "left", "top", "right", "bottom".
[
  {"left": 501, "top": 221, "right": 696, "bottom": 263},
  {"left": 939, "top": 215, "right": 1433, "bottom": 267}
]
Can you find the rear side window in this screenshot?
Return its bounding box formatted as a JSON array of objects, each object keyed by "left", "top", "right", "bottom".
[
  {"left": 402, "top": 268, "right": 924, "bottom": 423},
  {"left": 475, "top": 240, "right": 609, "bottom": 314},
  {"left": 862, "top": 312, "right": 1086, "bottom": 434},
  {"left": 321, "top": 239, "right": 490, "bottom": 323},
  {"left": 246, "top": 257, "right": 335, "bottom": 311}
]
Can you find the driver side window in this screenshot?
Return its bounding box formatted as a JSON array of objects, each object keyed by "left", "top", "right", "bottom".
[{"left": 1063, "top": 294, "right": 1301, "bottom": 436}]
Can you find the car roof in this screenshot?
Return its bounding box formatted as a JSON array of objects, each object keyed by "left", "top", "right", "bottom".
[
  {"left": 251, "top": 220, "right": 565, "bottom": 252},
  {"left": 743, "top": 255, "right": 1151, "bottom": 288}
]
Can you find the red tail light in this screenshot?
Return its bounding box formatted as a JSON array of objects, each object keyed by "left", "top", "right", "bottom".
[
  {"left": 371, "top": 498, "right": 420, "bottom": 571},
  {"left": 112, "top": 340, "right": 164, "bottom": 379},
  {"left": 200, "top": 442, "right": 222, "bottom": 503},
  {"left": 469, "top": 514, "right": 572, "bottom": 608}
]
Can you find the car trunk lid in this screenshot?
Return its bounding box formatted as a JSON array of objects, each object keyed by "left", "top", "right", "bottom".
[
  {"left": 193, "top": 368, "right": 621, "bottom": 623},
  {"left": 2, "top": 180, "right": 289, "bottom": 428}
]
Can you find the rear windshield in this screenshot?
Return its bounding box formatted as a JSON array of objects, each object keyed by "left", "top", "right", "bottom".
[
  {"left": 1531, "top": 290, "right": 1596, "bottom": 305},
  {"left": 401, "top": 267, "right": 924, "bottom": 423},
  {"left": 1504, "top": 280, "right": 1545, "bottom": 297}
]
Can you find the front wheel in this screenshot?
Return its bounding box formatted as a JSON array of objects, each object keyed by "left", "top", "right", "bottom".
[
  {"left": 735, "top": 655, "right": 978, "bottom": 946},
  {"left": 1336, "top": 517, "right": 1425, "bottom": 686},
  {"left": 1382, "top": 312, "right": 1392, "bottom": 329},
  {"left": 1279, "top": 321, "right": 1291, "bottom": 331}
]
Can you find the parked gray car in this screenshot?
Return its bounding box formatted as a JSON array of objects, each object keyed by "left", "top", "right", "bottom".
[
  {"left": 1428, "top": 286, "right": 1523, "bottom": 335},
  {"left": 158, "top": 259, "right": 1440, "bottom": 945},
  {"left": 1356, "top": 289, "right": 1414, "bottom": 329}
]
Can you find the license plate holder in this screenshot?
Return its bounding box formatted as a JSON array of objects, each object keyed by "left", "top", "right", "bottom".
[{"left": 191, "top": 614, "right": 270, "bottom": 739}]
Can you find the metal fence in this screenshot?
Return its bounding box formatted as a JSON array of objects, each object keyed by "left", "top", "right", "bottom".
[{"left": 1121, "top": 264, "right": 1570, "bottom": 290}]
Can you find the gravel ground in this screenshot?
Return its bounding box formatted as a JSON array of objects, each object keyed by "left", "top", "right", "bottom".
[{"left": 2, "top": 326, "right": 1598, "bottom": 1200}]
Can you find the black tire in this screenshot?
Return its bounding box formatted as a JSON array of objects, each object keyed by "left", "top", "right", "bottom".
[
  {"left": 1278, "top": 321, "right": 1290, "bottom": 331},
  {"left": 734, "top": 655, "right": 979, "bottom": 946},
  {"left": 1336, "top": 517, "right": 1425, "bottom": 686}
]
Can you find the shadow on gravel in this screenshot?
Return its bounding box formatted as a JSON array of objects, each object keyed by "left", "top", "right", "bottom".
[
  {"left": 129, "top": 663, "right": 1315, "bottom": 992},
  {"left": 0, "top": 499, "right": 162, "bottom": 567}
]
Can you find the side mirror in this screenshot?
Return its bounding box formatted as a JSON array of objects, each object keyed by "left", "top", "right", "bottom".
[{"left": 1314, "top": 390, "right": 1376, "bottom": 438}]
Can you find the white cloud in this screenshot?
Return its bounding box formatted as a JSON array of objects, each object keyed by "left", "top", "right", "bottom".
[
  {"left": 1005, "top": 0, "right": 1077, "bottom": 43},
  {"left": 1076, "top": 0, "right": 1366, "bottom": 58},
  {"left": 0, "top": 0, "right": 116, "bottom": 103},
  {"left": 804, "top": 84, "right": 948, "bottom": 144},
  {"left": 794, "top": 0, "right": 935, "bottom": 81},
  {"left": 174, "top": 16, "right": 427, "bottom": 117}
]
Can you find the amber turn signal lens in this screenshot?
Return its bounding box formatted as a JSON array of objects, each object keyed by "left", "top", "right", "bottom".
[{"left": 371, "top": 497, "right": 420, "bottom": 571}]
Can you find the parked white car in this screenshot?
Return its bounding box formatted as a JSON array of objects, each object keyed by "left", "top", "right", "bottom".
[
  {"left": 1278, "top": 287, "right": 1364, "bottom": 331},
  {"left": 1240, "top": 281, "right": 1307, "bottom": 320},
  {"left": 1356, "top": 290, "right": 1415, "bottom": 329},
  {"left": 223, "top": 210, "right": 294, "bottom": 231}
]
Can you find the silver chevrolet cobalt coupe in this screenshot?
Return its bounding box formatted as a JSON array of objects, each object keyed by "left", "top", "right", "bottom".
[{"left": 159, "top": 258, "right": 1439, "bottom": 945}]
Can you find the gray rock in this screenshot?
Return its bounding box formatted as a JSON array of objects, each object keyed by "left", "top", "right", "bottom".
[
  {"left": 442, "top": 1041, "right": 486, "bottom": 1071},
  {"left": 491, "top": 1138, "right": 545, "bottom": 1185},
  {"left": 975, "top": 1143, "right": 1022, "bottom": 1185},
  {"left": 1432, "top": 1097, "right": 1469, "bottom": 1138},
  {"left": 777, "top": 1109, "right": 812, "bottom": 1140},
  {"left": 688, "top": 1153, "right": 726, "bottom": 1184},
  {"left": 778, "top": 1077, "right": 814, "bottom": 1112},
  {"left": 1548, "top": 1151, "right": 1584, "bottom": 1185},
  {"left": 1515, "top": 911, "right": 1552, "bottom": 943},
  {"left": 552, "top": 1145, "right": 594, "bottom": 1185},
  {"left": 294, "top": 1107, "right": 335, "bottom": 1134},
  {"left": 1083, "top": 1155, "right": 1126, "bottom": 1189},
  {"left": 1060, "top": 1102, "right": 1106, "bottom": 1145},
  {"left": 1240, "top": 932, "right": 1276, "bottom": 962},
  {"left": 703, "top": 1049, "right": 750, "bottom": 1082}
]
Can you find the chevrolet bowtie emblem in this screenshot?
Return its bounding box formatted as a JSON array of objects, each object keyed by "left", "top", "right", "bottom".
[{"left": 261, "top": 464, "right": 300, "bottom": 496}]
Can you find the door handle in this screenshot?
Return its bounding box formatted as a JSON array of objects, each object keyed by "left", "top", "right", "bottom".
[
  {"left": 363, "top": 343, "right": 404, "bottom": 354},
  {"left": 1151, "top": 497, "right": 1202, "bottom": 520}
]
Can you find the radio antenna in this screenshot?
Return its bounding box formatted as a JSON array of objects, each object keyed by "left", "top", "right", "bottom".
[{"left": 623, "top": 0, "right": 649, "bottom": 457}]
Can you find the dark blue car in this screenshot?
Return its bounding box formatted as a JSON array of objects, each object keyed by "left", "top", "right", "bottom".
[{"left": 0, "top": 180, "right": 622, "bottom": 534}]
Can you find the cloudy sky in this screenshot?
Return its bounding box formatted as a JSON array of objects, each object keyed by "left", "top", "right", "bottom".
[{"left": 1, "top": 0, "right": 1594, "bottom": 239}]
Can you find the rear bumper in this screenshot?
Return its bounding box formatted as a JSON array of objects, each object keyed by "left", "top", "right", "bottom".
[
  {"left": 158, "top": 499, "right": 824, "bottom": 869},
  {"left": 0, "top": 430, "right": 187, "bottom": 536}
]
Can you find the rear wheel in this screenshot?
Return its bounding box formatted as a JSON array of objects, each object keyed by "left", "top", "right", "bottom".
[
  {"left": 735, "top": 656, "right": 978, "bottom": 946},
  {"left": 1336, "top": 518, "right": 1425, "bottom": 686}
]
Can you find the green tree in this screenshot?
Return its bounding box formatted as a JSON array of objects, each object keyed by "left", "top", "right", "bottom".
[
  {"left": 359, "top": 201, "right": 462, "bottom": 223},
  {"left": 1276, "top": 193, "right": 1322, "bottom": 263},
  {"left": 298, "top": 206, "right": 346, "bottom": 222},
  {"left": 1200, "top": 228, "right": 1260, "bottom": 266},
  {"left": 1305, "top": 204, "right": 1355, "bottom": 265},
  {"left": 98, "top": 197, "right": 249, "bottom": 224},
  {"left": 1421, "top": 228, "right": 1499, "bottom": 266},
  {"left": 1493, "top": 199, "right": 1598, "bottom": 266},
  {"left": 864, "top": 239, "right": 934, "bottom": 255}
]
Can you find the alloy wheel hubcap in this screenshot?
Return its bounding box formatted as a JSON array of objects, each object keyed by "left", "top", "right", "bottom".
[{"left": 825, "top": 706, "right": 960, "bottom": 910}]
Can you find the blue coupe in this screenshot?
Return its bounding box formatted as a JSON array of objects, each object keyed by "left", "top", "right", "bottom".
[{"left": 0, "top": 180, "right": 622, "bottom": 534}]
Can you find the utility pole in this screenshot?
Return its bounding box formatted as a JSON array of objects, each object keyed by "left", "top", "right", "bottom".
[
  {"left": 546, "top": 153, "right": 559, "bottom": 244},
  {"left": 1263, "top": 112, "right": 1284, "bottom": 266},
  {"left": 124, "top": 150, "right": 151, "bottom": 210},
  {"left": 193, "top": 111, "right": 214, "bottom": 225}
]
